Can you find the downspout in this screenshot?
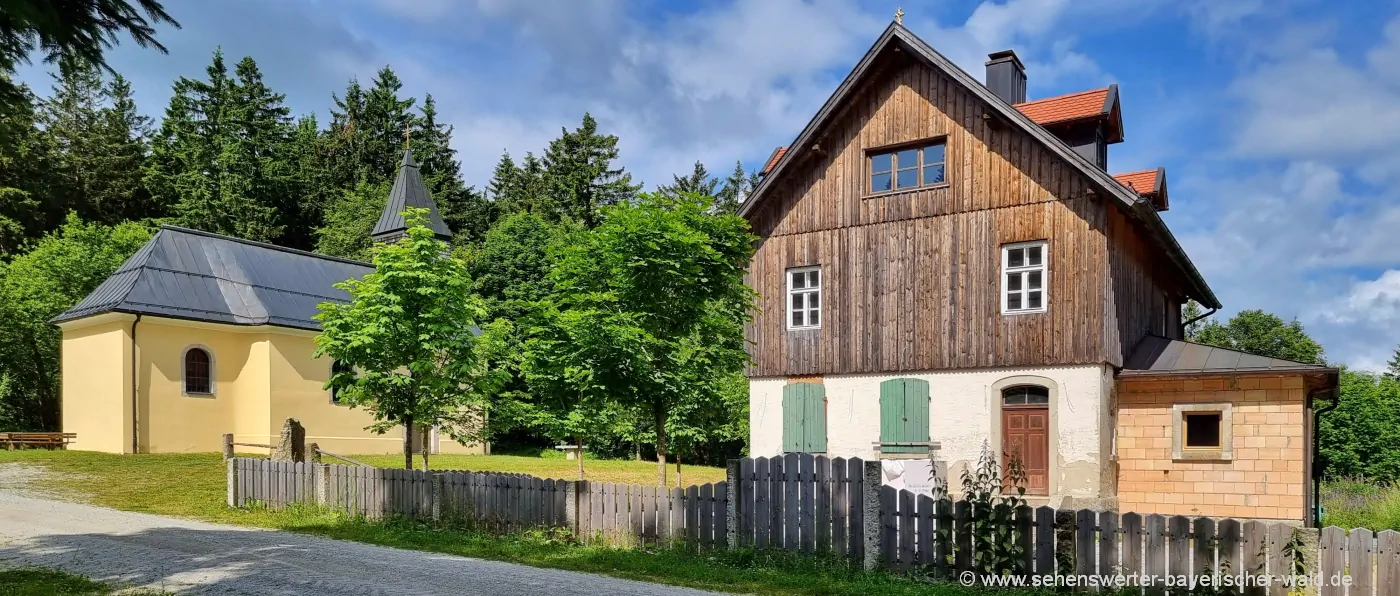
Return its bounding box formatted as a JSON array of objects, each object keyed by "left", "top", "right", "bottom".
[
  {"left": 131, "top": 314, "right": 141, "bottom": 454},
  {"left": 1310, "top": 386, "right": 1339, "bottom": 527},
  {"left": 1182, "top": 306, "right": 1217, "bottom": 335}
]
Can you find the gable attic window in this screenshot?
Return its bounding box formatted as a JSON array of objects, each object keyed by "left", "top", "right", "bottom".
[
  {"left": 1001, "top": 241, "right": 1047, "bottom": 314},
  {"left": 787, "top": 266, "right": 821, "bottom": 330},
  {"left": 869, "top": 141, "right": 946, "bottom": 193}
]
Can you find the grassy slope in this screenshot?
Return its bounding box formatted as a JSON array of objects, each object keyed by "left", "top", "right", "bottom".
[
  {"left": 1320, "top": 479, "right": 1400, "bottom": 531},
  {"left": 0, "top": 451, "right": 1028, "bottom": 596},
  {"left": 0, "top": 568, "right": 170, "bottom": 595}
]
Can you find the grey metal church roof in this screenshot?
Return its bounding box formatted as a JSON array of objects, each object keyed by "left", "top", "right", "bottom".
[
  {"left": 1121, "top": 336, "right": 1333, "bottom": 376},
  {"left": 371, "top": 149, "right": 453, "bottom": 241},
  {"left": 51, "top": 226, "right": 372, "bottom": 331}
]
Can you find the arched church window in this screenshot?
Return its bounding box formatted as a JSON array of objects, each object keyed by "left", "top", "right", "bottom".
[{"left": 183, "top": 347, "right": 212, "bottom": 395}]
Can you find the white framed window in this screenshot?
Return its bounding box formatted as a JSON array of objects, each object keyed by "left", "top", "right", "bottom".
[
  {"left": 787, "top": 266, "right": 821, "bottom": 330},
  {"left": 1001, "top": 241, "right": 1047, "bottom": 314}
]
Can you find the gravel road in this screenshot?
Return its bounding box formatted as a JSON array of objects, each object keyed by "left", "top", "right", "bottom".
[{"left": 0, "top": 491, "right": 731, "bottom": 595}]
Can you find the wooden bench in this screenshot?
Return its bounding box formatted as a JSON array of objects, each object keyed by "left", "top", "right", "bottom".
[{"left": 0, "top": 432, "right": 77, "bottom": 450}]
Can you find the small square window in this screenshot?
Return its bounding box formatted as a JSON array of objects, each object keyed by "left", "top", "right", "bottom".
[
  {"left": 1171, "top": 403, "right": 1233, "bottom": 461},
  {"left": 1184, "top": 412, "right": 1222, "bottom": 448}
]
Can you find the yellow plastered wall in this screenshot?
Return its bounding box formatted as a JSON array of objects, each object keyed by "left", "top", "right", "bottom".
[
  {"left": 135, "top": 319, "right": 249, "bottom": 453},
  {"left": 1116, "top": 375, "right": 1308, "bottom": 522},
  {"left": 61, "top": 314, "right": 488, "bottom": 455},
  {"left": 60, "top": 315, "right": 134, "bottom": 453},
  {"left": 266, "top": 333, "right": 408, "bottom": 454}
]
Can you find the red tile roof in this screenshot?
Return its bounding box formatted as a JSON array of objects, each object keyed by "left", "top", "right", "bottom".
[
  {"left": 1113, "top": 168, "right": 1168, "bottom": 211},
  {"left": 762, "top": 146, "right": 788, "bottom": 175},
  {"left": 1014, "top": 88, "right": 1111, "bottom": 125},
  {"left": 1113, "top": 170, "right": 1159, "bottom": 194}
]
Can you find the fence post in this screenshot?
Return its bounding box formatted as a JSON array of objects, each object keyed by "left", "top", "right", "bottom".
[
  {"left": 432, "top": 473, "right": 443, "bottom": 522},
  {"left": 862, "top": 460, "right": 882, "bottom": 570},
  {"left": 314, "top": 464, "right": 329, "bottom": 506},
  {"left": 222, "top": 433, "right": 234, "bottom": 460},
  {"left": 226, "top": 457, "right": 237, "bottom": 507},
  {"left": 726, "top": 459, "right": 740, "bottom": 550},
  {"left": 565, "top": 480, "right": 580, "bottom": 537}
]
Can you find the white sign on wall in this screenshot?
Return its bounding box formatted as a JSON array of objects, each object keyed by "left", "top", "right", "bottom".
[{"left": 881, "top": 459, "right": 947, "bottom": 498}]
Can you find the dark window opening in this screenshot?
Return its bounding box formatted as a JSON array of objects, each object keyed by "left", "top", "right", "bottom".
[
  {"left": 184, "top": 348, "right": 212, "bottom": 395},
  {"left": 1002, "top": 385, "right": 1049, "bottom": 406},
  {"left": 1184, "top": 412, "right": 1222, "bottom": 448},
  {"left": 330, "top": 359, "right": 353, "bottom": 404}
]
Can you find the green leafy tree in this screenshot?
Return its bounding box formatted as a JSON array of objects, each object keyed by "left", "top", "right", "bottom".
[
  {"left": 314, "top": 208, "right": 502, "bottom": 470},
  {"left": 543, "top": 113, "right": 640, "bottom": 228},
  {"left": 0, "top": 214, "right": 151, "bottom": 430},
  {"left": 659, "top": 161, "right": 717, "bottom": 198},
  {"left": 1193, "top": 309, "right": 1325, "bottom": 364},
  {"left": 1318, "top": 369, "right": 1400, "bottom": 482},
  {"left": 536, "top": 191, "right": 756, "bottom": 485},
  {"left": 0, "top": 0, "right": 178, "bottom": 111}
]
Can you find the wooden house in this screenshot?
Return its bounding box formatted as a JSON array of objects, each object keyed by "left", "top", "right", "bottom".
[{"left": 739, "top": 21, "right": 1338, "bottom": 523}]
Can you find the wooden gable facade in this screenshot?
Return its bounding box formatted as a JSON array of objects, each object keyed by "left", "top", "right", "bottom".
[{"left": 742, "top": 25, "right": 1213, "bottom": 379}]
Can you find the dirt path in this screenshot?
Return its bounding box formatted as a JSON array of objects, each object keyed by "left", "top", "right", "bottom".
[{"left": 0, "top": 491, "right": 730, "bottom": 595}]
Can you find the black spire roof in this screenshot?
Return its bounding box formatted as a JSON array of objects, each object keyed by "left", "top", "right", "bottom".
[{"left": 371, "top": 149, "right": 453, "bottom": 243}]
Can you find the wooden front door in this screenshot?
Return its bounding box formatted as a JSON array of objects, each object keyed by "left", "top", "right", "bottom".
[{"left": 1002, "top": 406, "right": 1049, "bottom": 495}]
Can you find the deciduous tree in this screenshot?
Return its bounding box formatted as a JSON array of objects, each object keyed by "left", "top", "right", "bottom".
[
  {"left": 314, "top": 209, "right": 502, "bottom": 470},
  {"left": 1193, "top": 309, "right": 1325, "bottom": 364},
  {"left": 537, "top": 191, "right": 755, "bottom": 485}
]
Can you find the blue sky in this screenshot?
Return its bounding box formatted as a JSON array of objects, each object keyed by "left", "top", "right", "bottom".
[{"left": 16, "top": 0, "right": 1400, "bottom": 370}]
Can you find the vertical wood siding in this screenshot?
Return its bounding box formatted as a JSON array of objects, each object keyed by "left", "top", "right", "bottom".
[{"left": 744, "top": 54, "right": 1181, "bottom": 377}]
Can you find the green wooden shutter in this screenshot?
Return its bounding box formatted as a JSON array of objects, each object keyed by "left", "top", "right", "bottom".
[
  {"left": 803, "top": 384, "right": 827, "bottom": 452},
  {"left": 782, "top": 383, "right": 827, "bottom": 453},
  {"left": 879, "top": 378, "right": 930, "bottom": 453}
]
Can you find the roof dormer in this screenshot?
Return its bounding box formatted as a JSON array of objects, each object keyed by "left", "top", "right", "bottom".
[{"left": 1014, "top": 85, "right": 1123, "bottom": 170}]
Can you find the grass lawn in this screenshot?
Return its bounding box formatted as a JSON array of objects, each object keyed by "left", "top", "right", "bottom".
[
  {"left": 0, "top": 568, "right": 170, "bottom": 595},
  {"left": 351, "top": 452, "right": 728, "bottom": 485},
  {"left": 0, "top": 450, "right": 1028, "bottom": 596}
]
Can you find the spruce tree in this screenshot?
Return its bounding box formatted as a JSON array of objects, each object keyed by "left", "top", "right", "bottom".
[
  {"left": 659, "top": 161, "right": 717, "bottom": 198},
  {"left": 96, "top": 73, "right": 156, "bottom": 221},
  {"left": 361, "top": 66, "right": 415, "bottom": 181},
  {"left": 714, "top": 160, "right": 751, "bottom": 215},
  {"left": 0, "top": 79, "right": 53, "bottom": 254},
  {"left": 144, "top": 50, "right": 288, "bottom": 242},
  {"left": 543, "top": 113, "right": 639, "bottom": 228},
  {"left": 488, "top": 150, "right": 551, "bottom": 217},
  {"left": 414, "top": 94, "right": 491, "bottom": 242}
]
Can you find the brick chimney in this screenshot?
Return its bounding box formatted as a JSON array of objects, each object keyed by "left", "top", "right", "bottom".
[{"left": 985, "top": 50, "right": 1026, "bottom": 105}]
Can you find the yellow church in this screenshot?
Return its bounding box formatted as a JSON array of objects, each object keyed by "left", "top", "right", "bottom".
[{"left": 52, "top": 149, "right": 486, "bottom": 456}]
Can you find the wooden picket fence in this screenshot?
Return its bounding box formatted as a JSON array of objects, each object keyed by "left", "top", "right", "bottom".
[
  {"left": 732, "top": 453, "right": 866, "bottom": 558},
  {"left": 228, "top": 458, "right": 727, "bottom": 546},
  {"left": 228, "top": 455, "right": 1400, "bottom": 593}
]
